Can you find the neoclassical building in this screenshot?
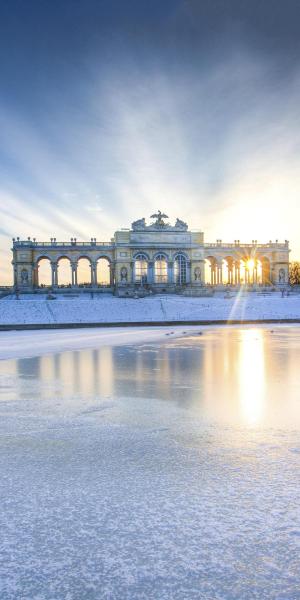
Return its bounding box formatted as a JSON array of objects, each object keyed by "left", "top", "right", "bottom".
[{"left": 12, "top": 211, "right": 290, "bottom": 292}]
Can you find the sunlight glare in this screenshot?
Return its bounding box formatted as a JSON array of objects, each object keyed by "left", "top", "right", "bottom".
[{"left": 238, "top": 329, "right": 265, "bottom": 425}]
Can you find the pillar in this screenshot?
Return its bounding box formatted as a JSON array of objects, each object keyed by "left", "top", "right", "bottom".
[
  {"left": 253, "top": 265, "right": 257, "bottom": 284},
  {"left": 32, "top": 265, "right": 38, "bottom": 287},
  {"left": 130, "top": 261, "right": 135, "bottom": 284},
  {"left": 168, "top": 261, "right": 173, "bottom": 284},
  {"left": 91, "top": 263, "right": 97, "bottom": 286},
  {"left": 71, "top": 263, "right": 77, "bottom": 287},
  {"left": 217, "top": 262, "right": 223, "bottom": 285},
  {"left": 211, "top": 265, "right": 214, "bottom": 285},
  {"left": 227, "top": 261, "right": 233, "bottom": 285},
  {"left": 186, "top": 262, "right": 191, "bottom": 284},
  {"left": 148, "top": 261, "right": 154, "bottom": 284},
  {"left": 51, "top": 262, "right": 57, "bottom": 287},
  {"left": 234, "top": 261, "right": 240, "bottom": 285},
  {"left": 110, "top": 263, "right": 115, "bottom": 287}
]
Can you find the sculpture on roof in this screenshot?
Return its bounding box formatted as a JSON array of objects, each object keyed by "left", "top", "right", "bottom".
[
  {"left": 131, "top": 212, "right": 188, "bottom": 231},
  {"left": 150, "top": 211, "right": 169, "bottom": 228},
  {"left": 175, "top": 218, "right": 188, "bottom": 231},
  {"left": 131, "top": 217, "right": 146, "bottom": 231}
]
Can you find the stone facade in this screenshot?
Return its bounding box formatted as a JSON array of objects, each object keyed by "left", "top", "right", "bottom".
[{"left": 12, "top": 212, "right": 290, "bottom": 292}]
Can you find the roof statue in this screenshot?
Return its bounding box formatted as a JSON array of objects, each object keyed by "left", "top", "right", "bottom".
[
  {"left": 150, "top": 211, "right": 169, "bottom": 228},
  {"left": 175, "top": 218, "right": 188, "bottom": 231},
  {"left": 131, "top": 217, "right": 146, "bottom": 231},
  {"left": 131, "top": 212, "right": 188, "bottom": 231}
]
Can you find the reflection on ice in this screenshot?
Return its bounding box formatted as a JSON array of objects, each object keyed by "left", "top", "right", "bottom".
[
  {"left": 239, "top": 329, "right": 265, "bottom": 425},
  {"left": 0, "top": 326, "right": 300, "bottom": 599}
]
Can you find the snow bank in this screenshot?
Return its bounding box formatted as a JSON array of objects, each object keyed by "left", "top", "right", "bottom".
[
  {"left": 0, "top": 291, "right": 300, "bottom": 326},
  {"left": 0, "top": 326, "right": 202, "bottom": 360}
]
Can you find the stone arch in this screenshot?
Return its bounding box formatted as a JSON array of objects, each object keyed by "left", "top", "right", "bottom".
[
  {"left": 223, "top": 256, "right": 235, "bottom": 285},
  {"left": 35, "top": 255, "right": 52, "bottom": 287},
  {"left": 172, "top": 250, "right": 189, "bottom": 261},
  {"left": 153, "top": 251, "right": 170, "bottom": 261},
  {"left": 96, "top": 256, "right": 111, "bottom": 286},
  {"left": 77, "top": 256, "right": 92, "bottom": 286},
  {"left": 133, "top": 251, "right": 150, "bottom": 261},
  {"left": 95, "top": 253, "right": 113, "bottom": 263},
  {"left": 205, "top": 256, "right": 217, "bottom": 285},
  {"left": 56, "top": 256, "right": 72, "bottom": 287}
]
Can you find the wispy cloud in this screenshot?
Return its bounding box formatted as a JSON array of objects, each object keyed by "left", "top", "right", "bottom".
[{"left": 1, "top": 49, "right": 300, "bottom": 283}]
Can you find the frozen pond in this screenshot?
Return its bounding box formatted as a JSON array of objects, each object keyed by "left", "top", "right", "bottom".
[{"left": 0, "top": 326, "right": 300, "bottom": 599}]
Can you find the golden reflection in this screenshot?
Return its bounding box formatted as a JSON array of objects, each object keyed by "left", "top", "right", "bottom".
[
  {"left": 39, "top": 354, "right": 56, "bottom": 381},
  {"left": 97, "top": 346, "right": 113, "bottom": 396},
  {"left": 238, "top": 329, "right": 265, "bottom": 424}
]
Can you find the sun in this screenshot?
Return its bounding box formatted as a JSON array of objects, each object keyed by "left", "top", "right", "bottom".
[{"left": 247, "top": 259, "right": 255, "bottom": 270}]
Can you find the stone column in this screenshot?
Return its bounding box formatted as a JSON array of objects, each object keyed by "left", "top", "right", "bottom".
[
  {"left": 71, "top": 264, "right": 75, "bottom": 286},
  {"left": 110, "top": 263, "right": 115, "bottom": 287},
  {"left": 32, "top": 265, "right": 38, "bottom": 288},
  {"left": 214, "top": 265, "right": 218, "bottom": 285},
  {"left": 254, "top": 261, "right": 258, "bottom": 284},
  {"left": 71, "top": 263, "right": 77, "bottom": 287},
  {"left": 217, "top": 262, "right": 223, "bottom": 285},
  {"left": 186, "top": 262, "right": 191, "bottom": 284},
  {"left": 148, "top": 261, "right": 154, "bottom": 284},
  {"left": 129, "top": 261, "right": 135, "bottom": 284},
  {"left": 51, "top": 262, "right": 57, "bottom": 288},
  {"left": 168, "top": 261, "right": 174, "bottom": 284},
  {"left": 91, "top": 262, "right": 97, "bottom": 286},
  {"left": 234, "top": 261, "right": 240, "bottom": 285}
]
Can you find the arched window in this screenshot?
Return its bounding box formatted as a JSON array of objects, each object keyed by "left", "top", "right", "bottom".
[
  {"left": 134, "top": 254, "right": 148, "bottom": 283},
  {"left": 174, "top": 254, "right": 187, "bottom": 285},
  {"left": 154, "top": 254, "right": 168, "bottom": 284}
]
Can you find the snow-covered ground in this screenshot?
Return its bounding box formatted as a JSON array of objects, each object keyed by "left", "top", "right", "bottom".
[
  {"left": 0, "top": 326, "right": 202, "bottom": 360},
  {"left": 0, "top": 291, "right": 300, "bottom": 325}
]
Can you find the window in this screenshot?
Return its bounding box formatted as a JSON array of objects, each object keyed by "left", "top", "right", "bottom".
[
  {"left": 174, "top": 254, "right": 187, "bottom": 284},
  {"left": 154, "top": 255, "right": 168, "bottom": 283},
  {"left": 135, "top": 255, "right": 148, "bottom": 283}
]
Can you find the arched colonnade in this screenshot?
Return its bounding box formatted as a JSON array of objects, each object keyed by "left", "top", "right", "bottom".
[
  {"left": 205, "top": 256, "right": 271, "bottom": 285},
  {"left": 34, "top": 255, "right": 113, "bottom": 288},
  {"left": 32, "top": 252, "right": 274, "bottom": 288}
]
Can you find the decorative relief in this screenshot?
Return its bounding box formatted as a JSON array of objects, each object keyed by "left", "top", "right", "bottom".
[
  {"left": 21, "top": 269, "right": 29, "bottom": 285},
  {"left": 120, "top": 266, "right": 128, "bottom": 282}
]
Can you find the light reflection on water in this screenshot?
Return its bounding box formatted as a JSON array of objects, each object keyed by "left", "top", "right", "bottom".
[
  {"left": 0, "top": 326, "right": 300, "bottom": 600},
  {"left": 0, "top": 326, "right": 300, "bottom": 429}
]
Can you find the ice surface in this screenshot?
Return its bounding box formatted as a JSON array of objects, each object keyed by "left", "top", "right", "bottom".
[{"left": 0, "top": 327, "right": 299, "bottom": 599}]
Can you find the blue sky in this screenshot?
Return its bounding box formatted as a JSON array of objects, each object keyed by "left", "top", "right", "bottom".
[{"left": 1, "top": 0, "right": 300, "bottom": 283}]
